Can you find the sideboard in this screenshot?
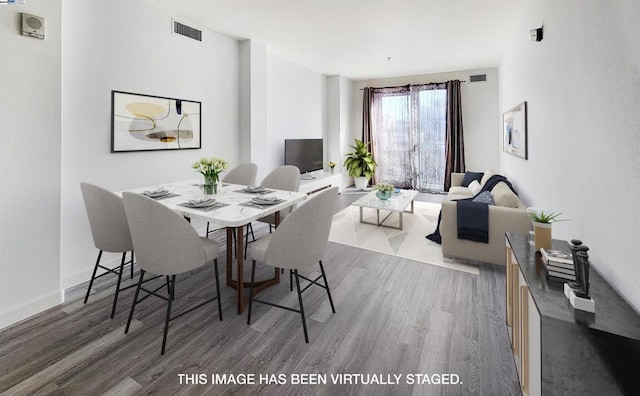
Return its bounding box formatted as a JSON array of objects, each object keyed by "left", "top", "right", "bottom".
[{"left": 505, "top": 232, "right": 640, "bottom": 395}]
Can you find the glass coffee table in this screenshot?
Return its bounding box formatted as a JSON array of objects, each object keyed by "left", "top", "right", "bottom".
[{"left": 351, "top": 189, "right": 418, "bottom": 230}]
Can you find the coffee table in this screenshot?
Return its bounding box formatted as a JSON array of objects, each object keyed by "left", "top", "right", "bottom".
[{"left": 351, "top": 189, "right": 418, "bottom": 230}]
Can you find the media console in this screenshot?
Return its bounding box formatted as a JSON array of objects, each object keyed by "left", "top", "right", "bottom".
[{"left": 299, "top": 171, "right": 342, "bottom": 195}]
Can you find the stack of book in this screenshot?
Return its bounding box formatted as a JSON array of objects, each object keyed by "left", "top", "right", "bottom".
[{"left": 540, "top": 248, "right": 576, "bottom": 281}]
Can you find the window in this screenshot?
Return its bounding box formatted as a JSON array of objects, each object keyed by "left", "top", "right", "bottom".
[{"left": 370, "top": 84, "right": 447, "bottom": 191}]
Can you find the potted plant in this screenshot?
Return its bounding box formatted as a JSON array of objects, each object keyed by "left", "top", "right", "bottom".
[
  {"left": 343, "top": 139, "right": 377, "bottom": 190},
  {"left": 192, "top": 157, "right": 229, "bottom": 195},
  {"left": 526, "top": 208, "right": 566, "bottom": 251},
  {"left": 373, "top": 183, "right": 394, "bottom": 200}
]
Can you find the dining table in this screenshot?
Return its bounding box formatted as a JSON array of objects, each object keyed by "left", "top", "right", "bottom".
[{"left": 119, "top": 179, "right": 308, "bottom": 314}]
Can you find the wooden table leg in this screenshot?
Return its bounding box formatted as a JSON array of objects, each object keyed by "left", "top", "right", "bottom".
[
  {"left": 226, "top": 227, "right": 233, "bottom": 286},
  {"left": 236, "top": 225, "right": 244, "bottom": 314}
]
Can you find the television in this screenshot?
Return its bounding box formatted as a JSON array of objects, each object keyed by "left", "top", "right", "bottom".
[{"left": 284, "top": 138, "right": 324, "bottom": 175}]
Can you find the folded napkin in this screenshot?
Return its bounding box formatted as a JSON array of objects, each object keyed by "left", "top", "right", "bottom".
[
  {"left": 251, "top": 196, "right": 282, "bottom": 205},
  {"left": 184, "top": 198, "right": 217, "bottom": 208},
  {"left": 142, "top": 189, "right": 170, "bottom": 198},
  {"left": 244, "top": 185, "right": 266, "bottom": 193}
]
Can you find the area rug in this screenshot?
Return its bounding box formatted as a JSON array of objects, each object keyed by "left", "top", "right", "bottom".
[{"left": 329, "top": 201, "right": 479, "bottom": 275}]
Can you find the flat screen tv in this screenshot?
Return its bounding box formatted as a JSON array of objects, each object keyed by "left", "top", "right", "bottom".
[{"left": 284, "top": 138, "right": 324, "bottom": 174}]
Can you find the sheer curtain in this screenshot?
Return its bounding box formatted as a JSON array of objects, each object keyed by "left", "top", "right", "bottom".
[{"left": 369, "top": 83, "right": 450, "bottom": 191}]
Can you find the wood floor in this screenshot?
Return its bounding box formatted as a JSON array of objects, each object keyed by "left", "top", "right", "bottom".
[{"left": 0, "top": 193, "right": 520, "bottom": 396}]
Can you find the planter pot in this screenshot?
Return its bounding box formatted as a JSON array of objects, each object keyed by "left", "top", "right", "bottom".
[
  {"left": 533, "top": 222, "right": 552, "bottom": 251},
  {"left": 354, "top": 176, "right": 368, "bottom": 190},
  {"left": 375, "top": 191, "right": 392, "bottom": 200}
]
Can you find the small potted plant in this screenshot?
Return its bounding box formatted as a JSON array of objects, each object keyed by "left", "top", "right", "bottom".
[
  {"left": 328, "top": 161, "right": 337, "bottom": 173},
  {"left": 373, "top": 183, "right": 394, "bottom": 200},
  {"left": 192, "top": 157, "right": 229, "bottom": 195},
  {"left": 343, "top": 139, "right": 376, "bottom": 190},
  {"left": 526, "top": 208, "right": 566, "bottom": 251}
]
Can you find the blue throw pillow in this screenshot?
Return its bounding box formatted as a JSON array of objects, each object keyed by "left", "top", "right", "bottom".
[
  {"left": 461, "top": 172, "right": 484, "bottom": 187},
  {"left": 472, "top": 191, "right": 494, "bottom": 205}
]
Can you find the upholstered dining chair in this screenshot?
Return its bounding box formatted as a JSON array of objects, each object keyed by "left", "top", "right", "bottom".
[
  {"left": 246, "top": 186, "right": 338, "bottom": 343},
  {"left": 245, "top": 165, "right": 301, "bottom": 256},
  {"left": 122, "top": 192, "right": 222, "bottom": 355},
  {"left": 80, "top": 182, "right": 135, "bottom": 319},
  {"left": 206, "top": 162, "right": 258, "bottom": 239}
]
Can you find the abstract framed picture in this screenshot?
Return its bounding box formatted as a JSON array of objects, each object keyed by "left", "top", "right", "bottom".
[
  {"left": 111, "top": 91, "right": 201, "bottom": 153},
  {"left": 503, "top": 101, "right": 527, "bottom": 159}
]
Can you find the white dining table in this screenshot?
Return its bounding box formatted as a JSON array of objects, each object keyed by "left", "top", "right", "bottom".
[{"left": 120, "top": 179, "right": 308, "bottom": 314}]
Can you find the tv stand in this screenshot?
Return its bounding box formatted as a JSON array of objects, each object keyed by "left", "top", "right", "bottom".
[{"left": 299, "top": 172, "right": 342, "bottom": 195}]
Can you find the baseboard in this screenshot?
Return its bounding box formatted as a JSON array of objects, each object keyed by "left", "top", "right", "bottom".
[{"left": 0, "top": 289, "right": 63, "bottom": 330}]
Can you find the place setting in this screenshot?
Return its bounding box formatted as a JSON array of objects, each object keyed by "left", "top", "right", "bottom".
[
  {"left": 239, "top": 195, "right": 285, "bottom": 209},
  {"left": 140, "top": 188, "right": 180, "bottom": 200},
  {"left": 177, "top": 197, "right": 229, "bottom": 212},
  {"left": 236, "top": 185, "right": 276, "bottom": 195}
]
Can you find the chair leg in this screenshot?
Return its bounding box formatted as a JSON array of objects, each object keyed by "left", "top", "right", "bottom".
[
  {"left": 130, "top": 250, "right": 135, "bottom": 279},
  {"left": 247, "top": 260, "right": 257, "bottom": 325},
  {"left": 84, "top": 250, "right": 103, "bottom": 304},
  {"left": 294, "top": 270, "right": 309, "bottom": 343},
  {"left": 206, "top": 222, "right": 211, "bottom": 238},
  {"left": 214, "top": 259, "right": 223, "bottom": 321},
  {"left": 232, "top": 230, "right": 237, "bottom": 258},
  {"left": 289, "top": 269, "right": 293, "bottom": 292},
  {"left": 110, "top": 252, "right": 127, "bottom": 319},
  {"left": 319, "top": 261, "right": 336, "bottom": 313},
  {"left": 166, "top": 276, "right": 172, "bottom": 299},
  {"left": 161, "top": 275, "right": 176, "bottom": 355},
  {"left": 125, "top": 270, "right": 145, "bottom": 334}
]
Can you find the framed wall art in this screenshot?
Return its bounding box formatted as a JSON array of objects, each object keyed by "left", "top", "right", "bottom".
[
  {"left": 111, "top": 90, "right": 201, "bottom": 153},
  {"left": 503, "top": 101, "right": 527, "bottom": 159}
]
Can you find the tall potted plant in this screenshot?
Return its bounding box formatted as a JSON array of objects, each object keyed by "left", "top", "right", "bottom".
[{"left": 344, "top": 139, "right": 377, "bottom": 190}]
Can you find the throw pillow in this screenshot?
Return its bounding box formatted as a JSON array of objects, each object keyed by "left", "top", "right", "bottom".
[
  {"left": 480, "top": 169, "right": 497, "bottom": 186},
  {"left": 472, "top": 191, "right": 494, "bottom": 205},
  {"left": 461, "top": 171, "right": 484, "bottom": 187},
  {"left": 468, "top": 180, "right": 482, "bottom": 195},
  {"left": 491, "top": 182, "right": 519, "bottom": 207}
]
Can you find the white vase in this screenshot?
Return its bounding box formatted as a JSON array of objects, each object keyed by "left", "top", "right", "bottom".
[{"left": 354, "top": 176, "right": 368, "bottom": 190}]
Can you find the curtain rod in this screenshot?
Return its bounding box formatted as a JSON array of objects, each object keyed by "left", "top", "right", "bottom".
[{"left": 358, "top": 80, "right": 466, "bottom": 91}]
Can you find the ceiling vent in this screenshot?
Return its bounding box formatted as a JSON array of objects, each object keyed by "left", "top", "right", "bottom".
[
  {"left": 172, "top": 18, "right": 202, "bottom": 41},
  {"left": 469, "top": 74, "right": 487, "bottom": 83}
]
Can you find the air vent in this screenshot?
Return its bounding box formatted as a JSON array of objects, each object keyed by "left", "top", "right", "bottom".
[
  {"left": 173, "top": 19, "right": 202, "bottom": 41},
  {"left": 469, "top": 74, "right": 487, "bottom": 82}
]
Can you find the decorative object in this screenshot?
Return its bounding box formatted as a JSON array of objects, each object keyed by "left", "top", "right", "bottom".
[
  {"left": 344, "top": 138, "right": 376, "bottom": 190},
  {"left": 503, "top": 102, "right": 527, "bottom": 159},
  {"left": 111, "top": 91, "right": 201, "bottom": 153},
  {"left": 373, "top": 183, "right": 394, "bottom": 200},
  {"left": 529, "top": 26, "right": 544, "bottom": 42},
  {"left": 328, "top": 161, "right": 337, "bottom": 173},
  {"left": 526, "top": 208, "right": 566, "bottom": 251},
  {"left": 192, "top": 157, "right": 229, "bottom": 195},
  {"left": 568, "top": 240, "right": 591, "bottom": 299}
]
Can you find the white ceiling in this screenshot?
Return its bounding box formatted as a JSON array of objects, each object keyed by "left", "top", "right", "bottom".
[{"left": 140, "top": 0, "right": 525, "bottom": 80}]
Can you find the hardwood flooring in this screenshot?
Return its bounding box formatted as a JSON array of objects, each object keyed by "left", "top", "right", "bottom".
[{"left": 0, "top": 193, "right": 520, "bottom": 395}]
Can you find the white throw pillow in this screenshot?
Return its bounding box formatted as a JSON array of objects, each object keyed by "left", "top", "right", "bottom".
[
  {"left": 468, "top": 180, "right": 482, "bottom": 195},
  {"left": 480, "top": 169, "right": 497, "bottom": 186}
]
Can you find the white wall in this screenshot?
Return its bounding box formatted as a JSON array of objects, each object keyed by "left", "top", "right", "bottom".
[
  {"left": 352, "top": 68, "right": 500, "bottom": 174},
  {"left": 0, "top": 0, "right": 63, "bottom": 328},
  {"left": 499, "top": 0, "right": 640, "bottom": 312},
  {"left": 265, "top": 52, "right": 327, "bottom": 180},
  {"left": 327, "top": 75, "right": 354, "bottom": 187},
  {"left": 60, "top": 0, "right": 239, "bottom": 288}
]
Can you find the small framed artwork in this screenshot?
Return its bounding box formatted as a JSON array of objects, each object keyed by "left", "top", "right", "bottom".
[
  {"left": 111, "top": 90, "right": 201, "bottom": 153},
  {"left": 503, "top": 101, "right": 527, "bottom": 159}
]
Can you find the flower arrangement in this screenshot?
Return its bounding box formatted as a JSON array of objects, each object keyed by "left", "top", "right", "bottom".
[
  {"left": 373, "top": 183, "right": 394, "bottom": 193},
  {"left": 328, "top": 161, "right": 337, "bottom": 169},
  {"left": 192, "top": 157, "right": 229, "bottom": 185}
]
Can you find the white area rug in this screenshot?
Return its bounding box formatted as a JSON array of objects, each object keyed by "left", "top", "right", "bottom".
[{"left": 329, "top": 201, "right": 479, "bottom": 275}]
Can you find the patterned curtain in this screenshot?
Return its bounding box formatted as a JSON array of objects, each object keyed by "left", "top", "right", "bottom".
[
  {"left": 369, "top": 84, "right": 449, "bottom": 191},
  {"left": 443, "top": 80, "right": 465, "bottom": 191}
]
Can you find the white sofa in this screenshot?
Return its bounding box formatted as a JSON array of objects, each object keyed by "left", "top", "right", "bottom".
[{"left": 440, "top": 171, "right": 532, "bottom": 266}]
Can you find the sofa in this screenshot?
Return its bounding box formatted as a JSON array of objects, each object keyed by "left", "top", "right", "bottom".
[{"left": 440, "top": 170, "right": 532, "bottom": 266}]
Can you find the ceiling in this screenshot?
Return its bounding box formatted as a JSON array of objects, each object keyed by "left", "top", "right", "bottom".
[{"left": 140, "top": 0, "right": 525, "bottom": 81}]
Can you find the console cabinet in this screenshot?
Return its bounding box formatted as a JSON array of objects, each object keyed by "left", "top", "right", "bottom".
[{"left": 505, "top": 232, "right": 640, "bottom": 396}]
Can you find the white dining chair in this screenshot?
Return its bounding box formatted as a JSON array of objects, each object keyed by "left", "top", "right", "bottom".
[
  {"left": 80, "top": 182, "right": 135, "bottom": 319},
  {"left": 245, "top": 165, "right": 301, "bottom": 256},
  {"left": 122, "top": 192, "right": 223, "bottom": 355},
  {"left": 246, "top": 186, "right": 338, "bottom": 343},
  {"left": 206, "top": 162, "right": 258, "bottom": 240}
]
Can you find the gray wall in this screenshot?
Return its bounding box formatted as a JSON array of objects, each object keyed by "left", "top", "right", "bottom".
[{"left": 499, "top": 0, "right": 640, "bottom": 312}]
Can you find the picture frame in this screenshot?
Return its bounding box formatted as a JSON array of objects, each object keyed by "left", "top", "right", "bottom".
[
  {"left": 111, "top": 90, "right": 201, "bottom": 153},
  {"left": 503, "top": 101, "right": 527, "bottom": 159}
]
